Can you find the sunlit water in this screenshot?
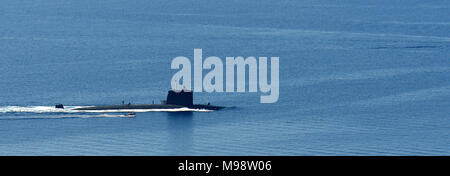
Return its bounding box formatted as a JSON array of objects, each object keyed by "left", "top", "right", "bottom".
[{"left": 0, "top": 0, "right": 449, "bottom": 155}]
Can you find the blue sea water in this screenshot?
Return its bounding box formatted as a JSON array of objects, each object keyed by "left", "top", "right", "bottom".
[{"left": 0, "top": 0, "right": 449, "bottom": 155}]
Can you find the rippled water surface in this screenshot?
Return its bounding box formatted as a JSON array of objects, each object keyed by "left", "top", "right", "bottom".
[{"left": 0, "top": 0, "right": 449, "bottom": 155}]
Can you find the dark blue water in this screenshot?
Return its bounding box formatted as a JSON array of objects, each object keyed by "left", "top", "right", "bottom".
[{"left": 1, "top": 0, "right": 449, "bottom": 155}]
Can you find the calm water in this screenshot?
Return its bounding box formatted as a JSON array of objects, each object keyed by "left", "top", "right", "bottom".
[{"left": 0, "top": 0, "right": 449, "bottom": 155}]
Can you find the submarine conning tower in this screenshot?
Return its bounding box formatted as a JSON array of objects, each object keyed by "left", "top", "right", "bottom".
[{"left": 166, "top": 89, "right": 193, "bottom": 107}]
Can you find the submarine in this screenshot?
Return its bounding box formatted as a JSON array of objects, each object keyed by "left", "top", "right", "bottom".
[{"left": 56, "top": 90, "right": 224, "bottom": 111}]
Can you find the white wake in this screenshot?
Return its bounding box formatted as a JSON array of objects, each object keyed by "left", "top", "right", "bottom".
[{"left": 0, "top": 106, "right": 213, "bottom": 113}]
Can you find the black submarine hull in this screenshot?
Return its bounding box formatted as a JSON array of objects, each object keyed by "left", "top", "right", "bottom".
[
  {"left": 73, "top": 104, "right": 224, "bottom": 111},
  {"left": 70, "top": 90, "right": 225, "bottom": 111}
]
